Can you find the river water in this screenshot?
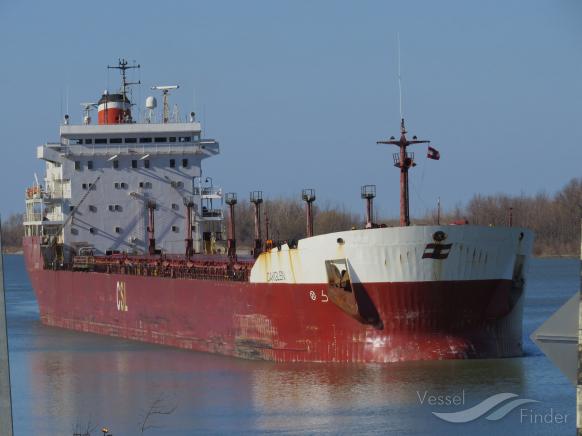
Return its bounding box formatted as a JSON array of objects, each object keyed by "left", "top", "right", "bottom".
[{"left": 3, "top": 255, "right": 577, "bottom": 435}]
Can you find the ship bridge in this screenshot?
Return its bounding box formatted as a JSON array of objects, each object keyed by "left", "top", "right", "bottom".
[{"left": 24, "top": 60, "right": 225, "bottom": 259}]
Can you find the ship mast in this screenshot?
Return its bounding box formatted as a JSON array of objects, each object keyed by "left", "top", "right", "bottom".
[
  {"left": 107, "top": 58, "right": 140, "bottom": 120},
  {"left": 377, "top": 35, "right": 432, "bottom": 227},
  {"left": 377, "top": 119, "right": 430, "bottom": 226}
]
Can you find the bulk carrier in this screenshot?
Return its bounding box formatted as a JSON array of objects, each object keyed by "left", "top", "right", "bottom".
[{"left": 23, "top": 60, "right": 533, "bottom": 363}]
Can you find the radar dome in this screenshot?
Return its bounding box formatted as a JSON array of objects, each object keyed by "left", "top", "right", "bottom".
[{"left": 145, "top": 96, "right": 157, "bottom": 109}]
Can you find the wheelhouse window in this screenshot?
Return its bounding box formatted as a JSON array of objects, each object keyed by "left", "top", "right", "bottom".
[
  {"left": 125, "top": 138, "right": 137, "bottom": 144},
  {"left": 139, "top": 137, "right": 152, "bottom": 143},
  {"left": 155, "top": 137, "right": 167, "bottom": 143},
  {"left": 110, "top": 138, "right": 122, "bottom": 144},
  {"left": 131, "top": 160, "right": 137, "bottom": 168},
  {"left": 178, "top": 136, "right": 191, "bottom": 143},
  {"left": 169, "top": 137, "right": 177, "bottom": 142},
  {"left": 112, "top": 160, "right": 119, "bottom": 169},
  {"left": 95, "top": 138, "right": 107, "bottom": 144},
  {"left": 182, "top": 158, "right": 188, "bottom": 168},
  {"left": 169, "top": 159, "right": 176, "bottom": 168},
  {"left": 85, "top": 138, "right": 93, "bottom": 144},
  {"left": 75, "top": 161, "right": 81, "bottom": 170},
  {"left": 87, "top": 160, "right": 94, "bottom": 170},
  {"left": 144, "top": 159, "right": 150, "bottom": 169}
]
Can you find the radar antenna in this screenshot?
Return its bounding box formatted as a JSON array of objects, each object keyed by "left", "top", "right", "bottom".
[
  {"left": 151, "top": 85, "right": 179, "bottom": 123},
  {"left": 80, "top": 102, "right": 97, "bottom": 125}
]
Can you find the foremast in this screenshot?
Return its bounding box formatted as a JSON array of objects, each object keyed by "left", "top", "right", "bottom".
[{"left": 377, "top": 118, "right": 430, "bottom": 227}]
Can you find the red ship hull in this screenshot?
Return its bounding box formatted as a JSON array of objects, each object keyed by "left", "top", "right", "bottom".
[{"left": 24, "top": 236, "right": 523, "bottom": 363}]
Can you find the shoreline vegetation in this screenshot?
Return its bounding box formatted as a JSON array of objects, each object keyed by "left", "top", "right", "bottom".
[{"left": 3, "top": 177, "right": 581, "bottom": 257}]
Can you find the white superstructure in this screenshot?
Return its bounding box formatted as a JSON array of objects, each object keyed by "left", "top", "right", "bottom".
[{"left": 24, "top": 61, "right": 224, "bottom": 257}]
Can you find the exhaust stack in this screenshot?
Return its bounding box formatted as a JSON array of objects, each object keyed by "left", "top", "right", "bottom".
[
  {"left": 361, "top": 185, "right": 376, "bottom": 228},
  {"left": 225, "top": 193, "right": 237, "bottom": 258},
  {"left": 250, "top": 191, "right": 263, "bottom": 256},
  {"left": 302, "top": 188, "right": 316, "bottom": 238}
]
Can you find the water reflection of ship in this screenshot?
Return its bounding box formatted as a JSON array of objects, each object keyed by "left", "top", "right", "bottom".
[
  {"left": 248, "top": 359, "right": 527, "bottom": 433},
  {"left": 25, "top": 334, "right": 528, "bottom": 433}
]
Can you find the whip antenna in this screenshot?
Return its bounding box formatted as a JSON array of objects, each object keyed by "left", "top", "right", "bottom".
[{"left": 397, "top": 32, "right": 403, "bottom": 121}]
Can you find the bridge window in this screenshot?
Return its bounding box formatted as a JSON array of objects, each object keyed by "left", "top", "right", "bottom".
[
  {"left": 144, "top": 159, "right": 150, "bottom": 169},
  {"left": 87, "top": 160, "right": 94, "bottom": 170},
  {"left": 169, "top": 137, "right": 176, "bottom": 142},
  {"left": 125, "top": 138, "right": 137, "bottom": 144},
  {"left": 113, "top": 160, "right": 119, "bottom": 169},
  {"left": 115, "top": 205, "right": 122, "bottom": 212},
  {"left": 114, "top": 227, "right": 121, "bottom": 234},
  {"left": 108, "top": 205, "right": 114, "bottom": 211},
  {"left": 155, "top": 137, "right": 167, "bottom": 142},
  {"left": 169, "top": 159, "right": 176, "bottom": 168},
  {"left": 140, "top": 137, "right": 152, "bottom": 143},
  {"left": 85, "top": 138, "right": 93, "bottom": 144},
  {"left": 75, "top": 161, "right": 81, "bottom": 170},
  {"left": 182, "top": 158, "right": 188, "bottom": 168},
  {"left": 114, "top": 182, "right": 120, "bottom": 189},
  {"left": 131, "top": 160, "right": 137, "bottom": 168},
  {"left": 110, "top": 138, "right": 122, "bottom": 144},
  {"left": 82, "top": 183, "right": 88, "bottom": 190},
  {"left": 70, "top": 139, "right": 83, "bottom": 145},
  {"left": 95, "top": 138, "right": 107, "bottom": 144},
  {"left": 179, "top": 136, "right": 191, "bottom": 142}
]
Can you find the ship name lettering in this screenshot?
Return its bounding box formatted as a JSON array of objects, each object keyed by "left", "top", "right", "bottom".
[
  {"left": 266, "top": 270, "right": 286, "bottom": 282},
  {"left": 116, "top": 281, "right": 128, "bottom": 312}
]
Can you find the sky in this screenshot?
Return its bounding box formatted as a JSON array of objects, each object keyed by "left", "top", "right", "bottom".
[{"left": 0, "top": 0, "right": 581, "bottom": 220}]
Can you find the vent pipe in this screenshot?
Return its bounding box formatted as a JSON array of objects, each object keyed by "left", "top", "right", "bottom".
[
  {"left": 302, "top": 189, "right": 316, "bottom": 238},
  {"left": 250, "top": 191, "right": 263, "bottom": 256},
  {"left": 361, "top": 185, "right": 376, "bottom": 228},
  {"left": 184, "top": 197, "right": 194, "bottom": 258},
  {"left": 147, "top": 200, "right": 156, "bottom": 255},
  {"left": 225, "top": 193, "right": 238, "bottom": 258}
]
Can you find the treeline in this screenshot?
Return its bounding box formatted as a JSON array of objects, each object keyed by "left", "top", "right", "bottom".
[
  {"left": 232, "top": 198, "right": 361, "bottom": 245},
  {"left": 224, "top": 179, "right": 582, "bottom": 257},
  {"left": 0, "top": 213, "right": 23, "bottom": 253},
  {"left": 460, "top": 178, "right": 582, "bottom": 256},
  {"left": 3, "top": 178, "right": 582, "bottom": 256}
]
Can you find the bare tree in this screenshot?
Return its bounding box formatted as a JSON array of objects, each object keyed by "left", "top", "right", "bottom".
[
  {"left": 138, "top": 394, "right": 178, "bottom": 434},
  {"left": 72, "top": 417, "right": 97, "bottom": 436}
]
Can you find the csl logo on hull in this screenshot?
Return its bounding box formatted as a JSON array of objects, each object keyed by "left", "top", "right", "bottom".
[
  {"left": 116, "top": 281, "right": 128, "bottom": 312},
  {"left": 422, "top": 243, "right": 453, "bottom": 259}
]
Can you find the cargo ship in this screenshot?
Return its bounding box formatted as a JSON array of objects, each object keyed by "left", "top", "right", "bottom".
[{"left": 23, "top": 60, "right": 533, "bottom": 363}]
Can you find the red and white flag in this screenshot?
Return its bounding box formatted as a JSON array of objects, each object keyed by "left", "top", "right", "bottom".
[{"left": 427, "top": 146, "right": 440, "bottom": 160}]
